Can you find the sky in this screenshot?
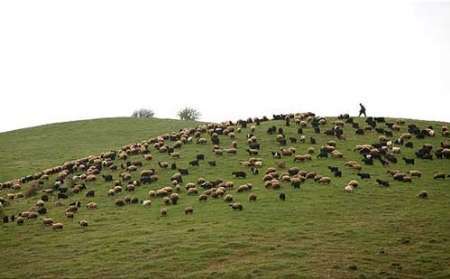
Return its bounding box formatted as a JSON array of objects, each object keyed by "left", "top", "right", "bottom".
[{"left": 0, "top": 1, "right": 449, "bottom": 132}]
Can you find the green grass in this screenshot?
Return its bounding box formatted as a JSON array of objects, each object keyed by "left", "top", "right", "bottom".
[
  {"left": 0, "top": 117, "right": 201, "bottom": 182},
  {"left": 1, "top": 116, "right": 449, "bottom": 278}
]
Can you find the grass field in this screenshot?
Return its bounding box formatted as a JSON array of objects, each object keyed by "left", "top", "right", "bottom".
[{"left": 1, "top": 116, "right": 449, "bottom": 278}]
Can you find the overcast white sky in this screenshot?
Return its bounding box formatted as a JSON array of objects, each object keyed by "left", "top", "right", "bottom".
[{"left": 0, "top": 1, "right": 449, "bottom": 132}]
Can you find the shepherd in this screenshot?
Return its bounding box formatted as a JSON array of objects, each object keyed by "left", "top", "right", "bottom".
[{"left": 359, "top": 103, "right": 367, "bottom": 117}]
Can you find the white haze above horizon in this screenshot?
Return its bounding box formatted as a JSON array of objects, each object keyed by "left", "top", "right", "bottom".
[{"left": 0, "top": 1, "right": 449, "bottom": 132}]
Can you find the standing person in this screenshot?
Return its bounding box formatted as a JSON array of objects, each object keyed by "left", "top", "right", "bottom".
[{"left": 359, "top": 103, "right": 367, "bottom": 117}]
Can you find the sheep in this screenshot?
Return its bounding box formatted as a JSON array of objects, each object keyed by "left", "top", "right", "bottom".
[
  {"left": 142, "top": 200, "right": 152, "bottom": 207},
  {"left": 79, "top": 220, "right": 88, "bottom": 227},
  {"left": 248, "top": 193, "right": 257, "bottom": 202},
  {"left": 318, "top": 177, "right": 331, "bottom": 184},
  {"left": 16, "top": 217, "right": 25, "bottom": 225},
  {"left": 344, "top": 185, "right": 354, "bottom": 193},
  {"left": 52, "top": 223, "right": 64, "bottom": 230},
  {"left": 403, "top": 157, "right": 415, "bottom": 165},
  {"left": 198, "top": 194, "right": 208, "bottom": 202},
  {"left": 208, "top": 161, "right": 216, "bottom": 167},
  {"left": 433, "top": 173, "right": 446, "bottom": 180},
  {"left": 348, "top": 180, "right": 359, "bottom": 188},
  {"left": 160, "top": 208, "right": 168, "bottom": 217},
  {"left": 187, "top": 188, "right": 198, "bottom": 195},
  {"left": 158, "top": 161, "right": 169, "bottom": 169},
  {"left": 115, "top": 199, "right": 126, "bottom": 207},
  {"left": 86, "top": 202, "right": 97, "bottom": 209},
  {"left": 237, "top": 184, "right": 251, "bottom": 193},
  {"left": 184, "top": 207, "right": 194, "bottom": 215},
  {"left": 224, "top": 194, "right": 233, "bottom": 202},
  {"left": 232, "top": 171, "right": 247, "bottom": 178},
  {"left": 293, "top": 154, "right": 312, "bottom": 162},
  {"left": 229, "top": 202, "right": 243, "bottom": 211},
  {"left": 357, "top": 173, "right": 371, "bottom": 179},
  {"left": 376, "top": 179, "right": 390, "bottom": 187},
  {"left": 169, "top": 193, "right": 179, "bottom": 205},
  {"left": 85, "top": 190, "right": 95, "bottom": 197},
  {"left": 42, "top": 218, "right": 54, "bottom": 226},
  {"left": 65, "top": 211, "right": 75, "bottom": 219},
  {"left": 279, "top": 192, "right": 286, "bottom": 201},
  {"left": 408, "top": 170, "right": 422, "bottom": 177},
  {"left": 331, "top": 150, "right": 344, "bottom": 159},
  {"left": 417, "top": 191, "right": 428, "bottom": 199}
]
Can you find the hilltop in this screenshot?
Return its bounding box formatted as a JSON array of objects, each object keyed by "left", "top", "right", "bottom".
[{"left": 0, "top": 114, "right": 449, "bottom": 278}]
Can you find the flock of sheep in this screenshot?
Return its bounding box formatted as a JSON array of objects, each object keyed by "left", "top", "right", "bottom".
[{"left": 0, "top": 112, "right": 449, "bottom": 230}]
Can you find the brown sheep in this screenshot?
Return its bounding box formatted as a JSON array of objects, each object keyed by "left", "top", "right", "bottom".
[
  {"left": 184, "top": 207, "right": 194, "bottom": 215},
  {"left": 52, "top": 223, "right": 64, "bottom": 230},
  {"left": 248, "top": 193, "right": 257, "bottom": 202},
  {"left": 160, "top": 208, "right": 168, "bottom": 217}
]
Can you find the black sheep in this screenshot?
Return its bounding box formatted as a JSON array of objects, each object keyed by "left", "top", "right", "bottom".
[
  {"left": 178, "top": 168, "right": 189, "bottom": 176},
  {"left": 196, "top": 154, "right": 205, "bottom": 161},
  {"left": 140, "top": 176, "right": 153, "bottom": 185},
  {"left": 272, "top": 151, "right": 281, "bottom": 159},
  {"left": 357, "top": 173, "right": 371, "bottom": 179},
  {"left": 189, "top": 160, "right": 199, "bottom": 166},
  {"left": 85, "top": 190, "right": 95, "bottom": 197},
  {"left": 279, "top": 192, "right": 286, "bottom": 201},
  {"left": 171, "top": 163, "right": 177, "bottom": 170},
  {"left": 208, "top": 161, "right": 216, "bottom": 167},
  {"left": 376, "top": 179, "right": 390, "bottom": 187},
  {"left": 403, "top": 157, "right": 415, "bottom": 165},
  {"left": 232, "top": 171, "right": 246, "bottom": 178},
  {"left": 102, "top": 174, "right": 113, "bottom": 182}
]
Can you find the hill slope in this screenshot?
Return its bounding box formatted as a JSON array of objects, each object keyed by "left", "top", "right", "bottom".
[
  {"left": 0, "top": 115, "right": 449, "bottom": 278},
  {"left": 0, "top": 117, "right": 201, "bottom": 182}
]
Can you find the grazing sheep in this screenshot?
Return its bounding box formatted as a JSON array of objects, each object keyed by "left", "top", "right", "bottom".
[
  {"left": 237, "top": 184, "right": 251, "bottom": 193},
  {"left": 344, "top": 185, "right": 354, "bottom": 193},
  {"left": 187, "top": 188, "right": 198, "bottom": 195},
  {"left": 348, "top": 180, "right": 359, "bottom": 188},
  {"left": 229, "top": 202, "right": 243, "bottom": 211},
  {"left": 318, "top": 177, "right": 331, "bottom": 184},
  {"left": 42, "top": 218, "right": 54, "bottom": 226},
  {"left": 115, "top": 199, "right": 126, "bottom": 207},
  {"left": 142, "top": 200, "right": 152, "bottom": 207},
  {"left": 198, "top": 194, "right": 208, "bottom": 202},
  {"left": 208, "top": 161, "right": 216, "bottom": 167},
  {"left": 433, "top": 173, "right": 446, "bottom": 180},
  {"left": 169, "top": 193, "right": 180, "bottom": 205},
  {"left": 52, "top": 223, "right": 64, "bottom": 230},
  {"left": 293, "top": 154, "right": 312, "bottom": 162},
  {"left": 79, "top": 220, "right": 88, "bottom": 227},
  {"left": 85, "top": 190, "right": 95, "bottom": 197},
  {"left": 184, "top": 207, "right": 194, "bottom": 215},
  {"left": 417, "top": 191, "right": 428, "bottom": 199},
  {"left": 86, "top": 202, "right": 97, "bottom": 209},
  {"left": 376, "top": 179, "right": 390, "bottom": 187},
  {"left": 357, "top": 173, "right": 371, "bottom": 179},
  {"left": 16, "top": 217, "right": 25, "bottom": 225},
  {"left": 224, "top": 194, "right": 233, "bottom": 202},
  {"left": 403, "top": 157, "right": 415, "bottom": 165},
  {"left": 279, "top": 192, "right": 286, "bottom": 201},
  {"left": 160, "top": 208, "right": 168, "bottom": 217},
  {"left": 248, "top": 193, "right": 257, "bottom": 202},
  {"left": 232, "top": 171, "right": 247, "bottom": 178},
  {"left": 408, "top": 170, "right": 422, "bottom": 177}
]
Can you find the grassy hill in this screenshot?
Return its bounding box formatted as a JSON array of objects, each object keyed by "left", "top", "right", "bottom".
[
  {"left": 0, "top": 117, "right": 201, "bottom": 182},
  {"left": 0, "top": 115, "right": 449, "bottom": 278}
]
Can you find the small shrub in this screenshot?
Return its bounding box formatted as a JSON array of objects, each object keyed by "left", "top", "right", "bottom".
[
  {"left": 177, "top": 107, "right": 201, "bottom": 121},
  {"left": 132, "top": 109, "right": 155, "bottom": 118}
]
